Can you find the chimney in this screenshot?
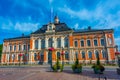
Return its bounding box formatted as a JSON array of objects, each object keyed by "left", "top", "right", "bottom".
[
  {"left": 22, "top": 33, "right": 24, "bottom": 37},
  {"left": 88, "top": 26, "right": 91, "bottom": 30}
]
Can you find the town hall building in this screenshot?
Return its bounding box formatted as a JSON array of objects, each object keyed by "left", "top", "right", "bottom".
[{"left": 1, "top": 16, "right": 116, "bottom": 65}]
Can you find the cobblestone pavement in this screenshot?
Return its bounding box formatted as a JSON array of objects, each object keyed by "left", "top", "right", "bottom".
[{"left": 0, "top": 67, "right": 120, "bottom": 80}]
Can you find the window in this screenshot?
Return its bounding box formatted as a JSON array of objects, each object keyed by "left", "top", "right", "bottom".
[
  {"left": 34, "top": 53, "right": 37, "bottom": 61},
  {"left": 40, "top": 51, "right": 44, "bottom": 61},
  {"left": 49, "top": 26, "right": 52, "bottom": 30},
  {"left": 108, "top": 38, "right": 112, "bottom": 45},
  {"left": 81, "top": 51, "right": 85, "bottom": 59},
  {"left": 41, "top": 39, "right": 45, "bottom": 49},
  {"left": 14, "top": 45, "right": 16, "bottom": 51},
  {"left": 57, "top": 38, "right": 61, "bottom": 48},
  {"left": 94, "top": 39, "right": 98, "bottom": 46},
  {"left": 87, "top": 40, "right": 91, "bottom": 46},
  {"left": 65, "top": 51, "right": 69, "bottom": 60},
  {"left": 35, "top": 40, "right": 38, "bottom": 49},
  {"left": 64, "top": 37, "right": 69, "bottom": 47},
  {"left": 48, "top": 38, "right": 53, "bottom": 47},
  {"left": 81, "top": 40, "right": 84, "bottom": 47},
  {"left": 102, "top": 50, "right": 106, "bottom": 58},
  {"left": 57, "top": 52, "right": 61, "bottom": 60},
  {"left": 18, "top": 45, "right": 21, "bottom": 51},
  {"left": 74, "top": 41, "right": 78, "bottom": 47},
  {"left": 23, "top": 45, "right": 26, "bottom": 50},
  {"left": 95, "top": 50, "right": 99, "bottom": 58},
  {"left": 75, "top": 52, "right": 78, "bottom": 59},
  {"left": 10, "top": 45, "right": 12, "bottom": 51},
  {"left": 28, "top": 45, "right": 30, "bottom": 50},
  {"left": 12, "top": 54, "right": 15, "bottom": 61},
  {"left": 88, "top": 51, "right": 92, "bottom": 59},
  {"left": 101, "top": 39, "right": 104, "bottom": 46}
]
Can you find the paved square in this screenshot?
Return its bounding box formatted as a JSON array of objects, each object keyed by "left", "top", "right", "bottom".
[{"left": 0, "top": 67, "right": 120, "bottom": 80}]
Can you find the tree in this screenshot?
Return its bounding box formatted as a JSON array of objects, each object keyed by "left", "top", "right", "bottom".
[{"left": 0, "top": 44, "right": 3, "bottom": 60}]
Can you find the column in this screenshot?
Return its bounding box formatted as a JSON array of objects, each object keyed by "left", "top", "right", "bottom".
[
  {"left": 53, "top": 37, "right": 56, "bottom": 48},
  {"left": 61, "top": 37, "right": 64, "bottom": 48},
  {"left": 45, "top": 37, "right": 48, "bottom": 49},
  {"left": 38, "top": 39, "right": 40, "bottom": 50},
  {"left": 32, "top": 39, "right": 35, "bottom": 50}
]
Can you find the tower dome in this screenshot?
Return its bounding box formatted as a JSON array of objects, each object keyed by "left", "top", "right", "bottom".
[{"left": 54, "top": 15, "right": 59, "bottom": 24}]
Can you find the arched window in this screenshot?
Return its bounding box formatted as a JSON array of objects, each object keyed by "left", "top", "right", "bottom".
[
  {"left": 57, "top": 38, "right": 61, "bottom": 48},
  {"left": 34, "top": 53, "right": 37, "bottom": 61},
  {"left": 48, "top": 38, "right": 53, "bottom": 47},
  {"left": 12, "top": 54, "right": 15, "bottom": 61},
  {"left": 40, "top": 51, "right": 44, "bottom": 61},
  {"left": 95, "top": 50, "right": 99, "bottom": 58},
  {"left": 75, "top": 52, "right": 78, "bottom": 59},
  {"left": 64, "top": 37, "right": 69, "bottom": 47},
  {"left": 41, "top": 39, "right": 45, "bottom": 49},
  {"left": 35, "top": 40, "right": 38, "bottom": 49},
  {"left": 65, "top": 51, "right": 69, "bottom": 60},
  {"left": 88, "top": 51, "right": 92, "bottom": 59},
  {"left": 81, "top": 51, "right": 85, "bottom": 59},
  {"left": 102, "top": 50, "right": 106, "bottom": 58},
  {"left": 57, "top": 52, "right": 61, "bottom": 60}
]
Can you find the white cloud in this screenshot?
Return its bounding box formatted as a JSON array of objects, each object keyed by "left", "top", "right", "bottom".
[
  {"left": 115, "top": 37, "right": 120, "bottom": 51},
  {"left": 0, "top": 16, "right": 40, "bottom": 33},
  {"left": 115, "top": 37, "right": 120, "bottom": 45},
  {"left": 49, "top": 0, "right": 53, "bottom": 5},
  {"left": 74, "top": 23, "right": 79, "bottom": 29},
  {"left": 15, "top": 22, "right": 39, "bottom": 32}
]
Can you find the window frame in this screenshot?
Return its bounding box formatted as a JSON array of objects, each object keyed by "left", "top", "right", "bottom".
[
  {"left": 80, "top": 40, "right": 84, "bottom": 47},
  {"left": 74, "top": 40, "right": 78, "bottom": 47},
  {"left": 94, "top": 39, "right": 98, "bottom": 46},
  {"left": 87, "top": 39, "right": 91, "bottom": 47},
  {"left": 100, "top": 38, "right": 105, "bottom": 46}
]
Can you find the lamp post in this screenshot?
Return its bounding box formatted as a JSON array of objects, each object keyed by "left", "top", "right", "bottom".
[
  {"left": 18, "top": 53, "right": 23, "bottom": 67},
  {"left": 48, "top": 47, "right": 54, "bottom": 69}
]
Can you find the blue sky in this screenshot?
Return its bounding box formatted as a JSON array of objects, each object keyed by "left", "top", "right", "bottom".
[{"left": 0, "top": 0, "right": 120, "bottom": 47}]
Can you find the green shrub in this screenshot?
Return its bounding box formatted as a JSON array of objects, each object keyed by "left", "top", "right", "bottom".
[
  {"left": 52, "top": 59, "right": 63, "bottom": 72},
  {"left": 72, "top": 59, "right": 82, "bottom": 73},
  {"left": 92, "top": 56, "right": 105, "bottom": 74}
]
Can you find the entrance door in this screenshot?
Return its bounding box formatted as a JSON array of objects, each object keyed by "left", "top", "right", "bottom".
[{"left": 48, "top": 51, "right": 52, "bottom": 64}]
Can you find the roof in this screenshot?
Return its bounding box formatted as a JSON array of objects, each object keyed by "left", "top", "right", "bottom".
[
  {"left": 73, "top": 29, "right": 113, "bottom": 33},
  {"left": 4, "top": 35, "right": 30, "bottom": 41},
  {"left": 32, "top": 23, "right": 72, "bottom": 34}
]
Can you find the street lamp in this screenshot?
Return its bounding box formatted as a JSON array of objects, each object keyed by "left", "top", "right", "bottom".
[
  {"left": 61, "top": 47, "right": 64, "bottom": 67},
  {"left": 48, "top": 47, "right": 54, "bottom": 69},
  {"left": 18, "top": 53, "right": 23, "bottom": 67}
]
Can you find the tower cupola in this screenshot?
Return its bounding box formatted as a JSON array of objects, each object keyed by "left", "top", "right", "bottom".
[{"left": 54, "top": 15, "right": 59, "bottom": 24}]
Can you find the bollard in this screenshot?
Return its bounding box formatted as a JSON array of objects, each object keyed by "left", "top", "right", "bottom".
[
  {"left": 98, "top": 76, "right": 100, "bottom": 80},
  {"left": 104, "top": 77, "right": 107, "bottom": 80}
]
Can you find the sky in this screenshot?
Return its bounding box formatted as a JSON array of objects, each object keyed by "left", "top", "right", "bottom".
[{"left": 0, "top": 0, "right": 120, "bottom": 48}]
